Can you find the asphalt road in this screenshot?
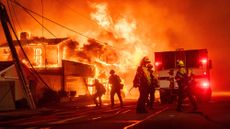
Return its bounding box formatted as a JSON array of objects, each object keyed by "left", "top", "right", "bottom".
[{"left": 0, "top": 95, "right": 230, "bottom": 129}]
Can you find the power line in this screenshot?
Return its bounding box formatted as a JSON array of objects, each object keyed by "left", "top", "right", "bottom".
[
  {"left": 56, "top": 0, "right": 99, "bottom": 27},
  {"left": 41, "top": 0, "right": 44, "bottom": 37},
  {"left": 6, "top": 0, "right": 17, "bottom": 32},
  {"left": 56, "top": 0, "right": 94, "bottom": 24},
  {"left": 7, "top": 12, "right": 54, "bottom": 91},
  {"left": 21, "top": 6, "right": 56, "bottom": 38},
  {"left": 8, "top": 2, "right": 54, "bottom": 89},
  {"left": 55, "top": 0, "right": 114, "bottom": 38},
  {"left": 11, "top": 0, "right": 113, "bottom": 47},
  {"left": 9, "top": 0, "right": 22, "bottom": 31},
  {"left": 4, "top": 1, "right": 53, "bottom": 90}
]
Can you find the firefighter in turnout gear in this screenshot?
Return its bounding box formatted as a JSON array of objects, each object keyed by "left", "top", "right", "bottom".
[
  {"left": 93, "top": 79, "right": 106, "bottom": 108},
  {"left": 175, "top": 60, "right": 197, "bottom": 112},
  {"left": 133, "top": 56, "right": 151, "bottom": 113},
  {"left": 109, "top": 70, "right": 123, "bottom": 108},
  {"left": 146, "top": 63, "right": 158, "bottom": 109}
]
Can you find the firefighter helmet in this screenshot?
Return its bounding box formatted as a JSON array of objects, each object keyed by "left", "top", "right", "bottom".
[
  {"left": 177, "top": 60, "right": 184, "bottom": 67},
  {"left": 143, "top": 56, "right": 151, "bottom": 63},
  {"left": 110, "top": 69, "right": 115, "bottom": 74},
  {"left": 140, "top": 56, "right": 151, "bottom": 66}
]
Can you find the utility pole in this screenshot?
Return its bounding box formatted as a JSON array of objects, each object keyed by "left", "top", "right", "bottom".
[{"left": 0, "top": 2, "right": 36, "bottom": 110}]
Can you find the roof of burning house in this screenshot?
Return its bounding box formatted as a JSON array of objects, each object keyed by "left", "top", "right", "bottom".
[{"left": 0, "top": 37, "right": 68, "bottom": 47}]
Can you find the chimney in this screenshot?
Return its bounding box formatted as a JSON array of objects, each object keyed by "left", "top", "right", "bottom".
[{"left": 20, "top": 32, "right": 29, "bottom": 40}]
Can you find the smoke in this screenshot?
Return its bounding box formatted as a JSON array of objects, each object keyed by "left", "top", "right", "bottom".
[
  {"left": 149, "top": 0, "right": 230, "bottom": 91},
  {"left": 76, "top": 38, "right": 118, "bottom": 63},
  {"left": 1, "top": 0, "right": 230, "bottom": 91}
]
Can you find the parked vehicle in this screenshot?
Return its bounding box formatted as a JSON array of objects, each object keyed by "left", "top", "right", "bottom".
[{"left": 154, "top": 48, "right": 212, "bottom": 103}]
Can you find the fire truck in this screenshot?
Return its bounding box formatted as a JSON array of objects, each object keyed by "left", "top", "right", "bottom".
[{"left": 154, "top": 48, "right": 212, "bottom": 103}]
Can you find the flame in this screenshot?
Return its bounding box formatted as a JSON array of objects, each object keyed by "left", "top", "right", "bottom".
[
  {"left": 90, "top": 3, "right": 113, "bottom": 31},
  {"left": 89, "top": 2, "right": 149, "bottom": 70},
  {"left": 0, "top": 1, "right": 161, "bottom": 100},
  {"left": 62, "top": 46, "right": 67, "bottom": 59},
  {"left": 34, "top": 48, "right": 42, "bottom": 66},
  {"left": 114, "top": 18, "right": 137, "bottom": 43},
  {"left": 87, "top": 2, "right": 157, "bottom": 99},
  {"left": 88, "top": 86, "right": 94, "bottom": 95}
]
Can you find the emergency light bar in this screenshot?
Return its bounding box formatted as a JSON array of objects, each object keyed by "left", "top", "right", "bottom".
[
  {"left": 201, "top": 81, "right": 209, "bottom": 88},
  {"left": 200, "top": 58, "right": 208, "bottom": 64},
  {"left": 155, "top": 62, "right": 162, "bottom": 67}
]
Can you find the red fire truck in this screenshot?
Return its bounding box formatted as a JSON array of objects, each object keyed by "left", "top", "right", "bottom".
[{"left": 154, "top": 48, "right": 212, "bottom": 103}]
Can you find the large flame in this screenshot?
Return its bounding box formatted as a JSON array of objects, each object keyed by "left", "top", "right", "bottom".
[
  {"left": 1, "top": 0, "right": 229, "bottom": 95},
  {"left": 90, "top": 3, "right": 113, "bottom": 31},
  {"left": 85, "top": 2, "right": 153, "bottom": 99},
  {"left": 0, "top": 1, "right": 164, "bottom": 99},
  {"left": 89, "top": 3, "right": 149, "bottom": 73}
]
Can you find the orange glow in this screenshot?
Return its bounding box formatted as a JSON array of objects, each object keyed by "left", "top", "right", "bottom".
[
  {"left": 34, "top": 48, "right": 42, "bottom": 67},
  {"left": 0, "top": 0, "right": 229, "bottom": 96},
  {"left": 0, "top": 1, "right": 185, "bottom": 99},
  {"left": 114, "top": 18, "right": 137, "bottom": 43},
  {"left": 62, "top": 46, "right": 67, "bottom": 59},
  {"left": 88, "top": 86, "right": 94, "bottom": 95},
  {"left": 201, "top": 81, "right": 209, "bottom": 88},
  {"left": 87, "top": 78, "right": 95, "bottom": 95},
  {"left": 212, "top": 92, "right": 230, "bottom": 97},
  {"left": 90, "top": 3, "right": 113, "bottom": 30},
  {"left": 155, "top": 89, "right": 161, "bottom": 103},
  {"left": 200, "top": 58, "right": 208, "bottom": 64},
  {"left": 155, "top": 62, "right": 162, "bottom": 67}
]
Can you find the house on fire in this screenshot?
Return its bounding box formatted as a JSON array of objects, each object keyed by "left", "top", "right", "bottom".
[{"left": 0, "top": 32, "right": 95, "bottom": 107}]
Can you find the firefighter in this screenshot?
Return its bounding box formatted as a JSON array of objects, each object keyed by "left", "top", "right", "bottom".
[
  {"left": 175, "top": 60, "right": 197, "bottom": 112},
  {"left": 93, "top": 79, "right": 106, "bottom": 108},
  {"left": 146, "top": 63, "right": 158, "bottom": 109},
  {"left": 109, "top": 70, "right": 123, "bottom": 108},
  {"left": 133, "top": 56, "right": 151, "bottom": 113}
]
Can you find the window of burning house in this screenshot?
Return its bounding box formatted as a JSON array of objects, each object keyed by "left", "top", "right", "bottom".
[{"left": 34, "top": 48, "right": 42, "bottom": 66}]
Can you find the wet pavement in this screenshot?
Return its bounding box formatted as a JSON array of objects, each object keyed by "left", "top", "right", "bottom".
[{"left": 0, "top": 95, "right": 230, "bottom": 129}]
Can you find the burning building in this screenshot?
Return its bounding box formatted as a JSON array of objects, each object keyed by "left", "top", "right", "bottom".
[
  {"left": 0, "top": 1, "right": 160, "bottom": 102},
  {"left": 0, "top": 32, "right": 95, "bottom": 105}
]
